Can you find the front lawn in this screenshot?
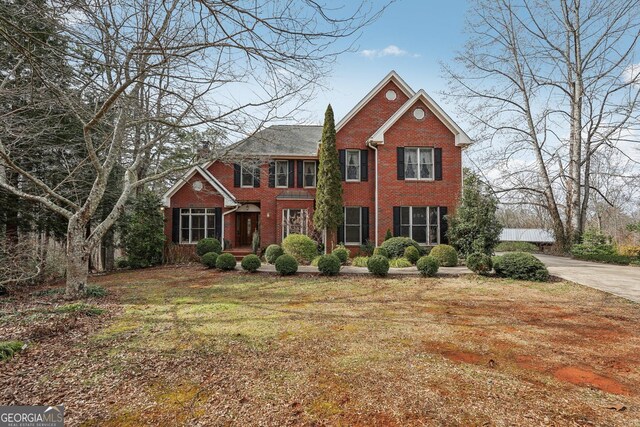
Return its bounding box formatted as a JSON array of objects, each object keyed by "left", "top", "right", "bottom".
[{"left": 2, "top": 267, "right": 640, "bottom": 425}]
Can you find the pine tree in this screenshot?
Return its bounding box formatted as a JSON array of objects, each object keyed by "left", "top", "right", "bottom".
[
  {"left": 314, "top": 105, "right": 343, "bottom": 247},
  {"left": 448, "top": 171, "right": 503, "bottom": 257}
]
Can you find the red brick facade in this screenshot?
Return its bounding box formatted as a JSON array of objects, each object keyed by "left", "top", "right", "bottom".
[{"left": 164, "top": 72, "right": 468, "bottom": 254}]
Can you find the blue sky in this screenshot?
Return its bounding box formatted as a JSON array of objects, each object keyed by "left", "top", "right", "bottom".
[{"left": 308, "top": 0, "right": 469, "bottom": 123}]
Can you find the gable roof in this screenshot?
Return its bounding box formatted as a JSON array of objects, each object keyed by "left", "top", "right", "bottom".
[
  {"left": 335, "top": 70, "right": 415, "bottom": 132},
  {"left": 228, "top": 125, "right": 322, "bottom": 157},
  {"left": 368, "top": 89, "right": 473, "bottom": 146},
  {"left": 161, "top": 165, "right": 238, "bottom": 207}
]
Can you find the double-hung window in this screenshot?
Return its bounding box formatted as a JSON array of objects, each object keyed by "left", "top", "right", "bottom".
[
  {"left": 303, "top": 161, "right": 316, "bottom": 187},
  {"left": 344, "top": 207, "right": 362, "bottom": 245},
  {"left": 282, "top": 209, "right": 308, "bottom": 238},
  {"left": 180, "top": 208, "right": 216, "bottom": 243},
  {"left": 275, "top": 160, "right": 289, "bottom": 187},
  {"left": 241, "top": 165, "right": 256, "bottom": 187},
  {"left": 399, "top": 206, "right": 439, "bottom": 244},
  {"left": 404, "top": 147, "right": 434, "bottom": 180},
  {"left": 346, "top": 150, "right": 360, "bottom": 181}
]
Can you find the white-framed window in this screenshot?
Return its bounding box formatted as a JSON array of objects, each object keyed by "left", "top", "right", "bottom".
[
  {"left": 303, "top": 161, "right": 316, "bottom": 188},
  {"left": 241, "top": 165, "right": 256, "bottom": 187},
  {"left": 346, "top": 150, "right": 360, "bottom": 181},
  {"left": 282, "top": 209, "right": 308, "bottom": 239},
  {"left": 180, "top": 208, "right": 216, "bottom": 243},
  {"left": 400, "top": 206, "right": 439, "bottom": 245},
  {"left": 344, "top": 207, "right": 362, "bottom": 245},
  {"left": 404, "top": 147, "right": 434, "bottom": 180},
  {"left": 275, "top": 160, "right": 289, "bottom": 188}
]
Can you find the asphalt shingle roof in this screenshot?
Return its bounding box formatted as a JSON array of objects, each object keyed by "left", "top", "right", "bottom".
[{"left": 229, "top": 125, "right": 322, "bottom": 157}]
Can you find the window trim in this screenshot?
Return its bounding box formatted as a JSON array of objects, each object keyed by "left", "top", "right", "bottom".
[
  {"left": 303, "top": 160, "right": 316, "bottom": 188},
  {"left": 179, "top": 208, "right": 216, "bottom": 244},
  {"left": 399, "top": 206, "right": 439, "bottom": 245},
  {"left": 282, "top": 208, "right": 308, "bottom": 240},
  {"left": 345, "top": 149, "right": 361, "bottom": 182},
  {"left": 344, "top": 207, "right": 362, "bottom": 245},
  {"left": 404, "top": 147, "right": 434, "bottom": 181},
  {"left": 240, "top": 165, "right": 256, "bottom": 188},
  {"left": 275, "top": 160, "right": 289, "bottom": 188}
]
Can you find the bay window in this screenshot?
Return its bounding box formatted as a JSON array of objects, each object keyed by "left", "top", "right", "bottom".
[{"left": 282, "top": 209, "right": 308, "bottom": 238}]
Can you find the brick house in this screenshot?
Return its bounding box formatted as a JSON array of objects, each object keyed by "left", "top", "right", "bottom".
[{"left": 162, "top": 71, "right": 472, "bottom": 256}]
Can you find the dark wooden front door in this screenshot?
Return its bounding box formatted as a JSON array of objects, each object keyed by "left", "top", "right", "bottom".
[{"left": 236, "top": 212, "right": 259, "bottom": 247}]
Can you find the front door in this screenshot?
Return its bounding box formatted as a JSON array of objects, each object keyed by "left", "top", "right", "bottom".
[{"left": 236, "top": 212, "right": 259, "bottom": 247}]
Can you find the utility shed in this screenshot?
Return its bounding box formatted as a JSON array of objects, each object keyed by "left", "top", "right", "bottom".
[{"left": 499, "top": 228, "right": 555, "bottom": 244}]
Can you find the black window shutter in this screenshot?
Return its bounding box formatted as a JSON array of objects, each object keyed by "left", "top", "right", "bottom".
[
  {"left": 360, "top": 150, "right": 368, "bottom": 182},
  {"left": 288, "top": 160, "right": 295, "bottom": 188},
  {"left": 397, "top": 147, "right": 405, "bottom": 180},
  {"left": 435, "top": 148, "right": 443, "bottom": 181},
  {"left": 268, "top": 161, "right": 275, "bottom": 187},
  {"left": 315, "top": 161, "right": 319, "bottom": 179},
  {"left": 253, "top": 165, "right": 260, "bottom": 187},
  {"left": 393, "top": 206, "right": 401, "bottom": 236},
  {"left": 214, "top": 207, "right": 223, "bottom": 242},
  {"left": 338, "top": 149, "right": 345, "bottom": 181},
  {"left": 337, "top": 223, "right": 345, "bottom": 245},
  {"left": 233, "top": 163, "right": 241, "bottom": 187},
  {"left": 361, "top": 207, "right": 369, "bottom": 244},
  {"left": 172, "top": 208, "right": 180, "bottom": 243},
  {"left": 439, "top": 206, "right": 448, "bottom": 244},
  {"left": 297, "top": 160, "right": 304, "bottom": 187}
]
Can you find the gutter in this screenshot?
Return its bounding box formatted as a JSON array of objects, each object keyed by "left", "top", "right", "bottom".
[
  {"left": 221, "top": 205, "right": 240, "bottom": 249},
  {"left": 367, "top": 140, "right": 379, "bottom": 246}
]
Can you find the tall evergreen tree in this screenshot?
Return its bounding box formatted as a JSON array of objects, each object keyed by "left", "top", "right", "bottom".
[{"left": 314, "top": 105, "right": 343, "bottom": 248}]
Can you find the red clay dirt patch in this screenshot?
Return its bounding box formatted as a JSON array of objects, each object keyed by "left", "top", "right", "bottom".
[
  {"left": 554, "top": 366, "right": 630, "bottom": 395},
  {"left": 441, "top": 350, "right": 483, "bottom": 364}
]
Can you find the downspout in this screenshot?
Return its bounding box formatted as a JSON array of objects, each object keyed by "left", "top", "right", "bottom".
[
  {"left": 367, "top": 140, "right": 379, "bottom": 246},
  {"left": 221, "top": 204, "right": 240, "bottom": 250}
]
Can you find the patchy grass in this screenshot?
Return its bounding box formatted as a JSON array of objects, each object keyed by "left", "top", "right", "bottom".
[
  {"left": 54, "top": 303, "right": 105, "bottom": 316},
  {"left": 0, "top": 340, "right": 25, "bottom": 362},
  {"left": 2, "top": 266, "right": 640, "bottom": 426}
]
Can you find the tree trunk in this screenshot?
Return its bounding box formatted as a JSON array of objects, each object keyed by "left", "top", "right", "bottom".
[{"left": 65, "top": 218, "right": 90, "bottom": 298}]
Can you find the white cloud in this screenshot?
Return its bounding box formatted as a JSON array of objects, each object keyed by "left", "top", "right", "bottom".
[
  {"left": 359, "top": 44, "right": 420, "bottom": 59},
  {"left": 623, "top": 63, "right": 640, "bottom": 84}
]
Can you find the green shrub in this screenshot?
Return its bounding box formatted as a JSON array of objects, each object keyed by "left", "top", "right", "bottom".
[
  {"left": 115, "top": 257, "right": 129, "bottom": 269},
  {"left": 360, "top": 240, "right": 374, "bottom": 256},
  {"left": 493, "top": 252, "right": 549, "bottom": 282},
  {"left": 241, "top": 254, "right": 261, "bottom": 272},
  {"left": 265, "top": 244, "right": 284, "bottom": 264},
  {"left": 85, "top": 285, "right": 107, "bottom": 298},
  {"left": 429, "top": 244, "right": 458, "bottom": 267},
  {"left": 116, "top": 192, "right": 166, "bottom": 267},
  {"left": 332, "top": 245, "right": 349, "bottom": 265},
  {"left": 466, "top": 252, "right": 493, "bottom": 274},
  {"left": 0, "top": 341, "right": 25, "bottom": 362},
  {"left": 215, "top": 253, "right": 237, "bottom": 271},
  {"left": 317, "top": 254, "right": 341, "bottom": 276},
  {"left": 573, "top": 253, "right": 631, "bottom": 265},
  {"left": 571, "top": 243, "right": 615, "bottom": 256},
  {"left": 495, "top": 241, "right": 538, "bottom": 253},
  {"left": 416, "top": 256, "right": 439, "bottom": 277},
  {"left": 275, "top": 254, "right": 298, "bottom": 275},
  {"left": 310, "top": 256, "right": 321, "bottom": 266},
  {"left": 196, "top": 238, "right": 222, "bottom": 256},
  {"left": 367, "top": 255, "right": 390, "bottom": 277},
  {"left": 403, "top": 246, "right": 420, "bottom": 264},
  {"left": 282, "top": 234, "right": 317, "bottom": 263},
  {"left": 389, "top": 257, "right": 412, "bottom": 268},
  {"left": 201, "top": 252, "right": 218, "bottom": 269},
  {"left": 352, "top": 256, "right": 369, "bottom": 267},
  {"left": 373, "top": 247, "right": 389, "bottom": 258},
  {"left": 380, "top": 237, "right": 422, "bottom": 259}
]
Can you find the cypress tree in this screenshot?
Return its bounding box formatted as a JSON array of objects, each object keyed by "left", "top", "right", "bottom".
[{"left": 314, "top": 105, "right": 343, "bottom": 245}]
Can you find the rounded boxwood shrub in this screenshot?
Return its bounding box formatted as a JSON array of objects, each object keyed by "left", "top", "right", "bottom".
[
  {"left": 332, "top": 246, "right": 349, "bottom": 265},
  {"left": 275, "top": 254, "right": 298, "bottom": 275},
  {"left": 317, "top": 254, "right": 341, "bottom": 276},
  {"left": 201, "top": 252, "right": 218, "bottom": 269},
  {"left": 429, "top": 244, "right": 458, "bottom": 267},
  {"left": 115, "top": 257, "right": 129, "bottom": 269},
  {"left": 281, "top": 234, "right": 318, "bottom": 263},
  {"left": 215, "top": 253, "right": 237, "bottom": 271},
  {"left": 380, "top": 237, "right": 422, "bottom": 259},
  {"left": 367, "top": 255, "right": 390, "bottom": 277},
  {"left": 241, "top": 254, "right": 261, "bottom": 273},
  {"left": 417, "top": 255, "right": 439, "bottom": 277},
  {"left": 373, "top": 247, "right": 389, "bottom": 258},
  {"left": 265, "top": 244, "right": 284, "bottom": 264},
  {"left": 493, "top": 252, "right": 549, "bottom": 282},
  {"left": 404, "top": 246, "right": 420, "bottom": 264},
  {"left": 466, "top": 252, "right": 493, "bottom": 274},
  {"left": 196, "top": 238, "right": 222, "bottom": 256}
]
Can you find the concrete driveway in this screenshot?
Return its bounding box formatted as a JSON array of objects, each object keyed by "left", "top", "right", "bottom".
[{"left": 533, "top": 253, "right": 640, "bottom": 303}]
